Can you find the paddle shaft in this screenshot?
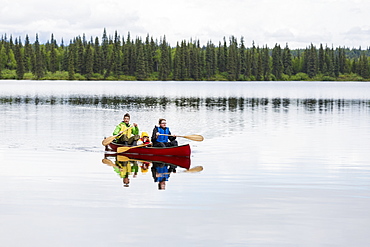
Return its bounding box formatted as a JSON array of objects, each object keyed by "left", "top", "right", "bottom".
[
  {"left": 102, "top": 126, "right": 134, "bottom": 146},
  {"left": 157, "top": 134, "right": 204, "bottom": 142},
  {"left": 117, "top": 143, "right": 151, "bottom": 153}
]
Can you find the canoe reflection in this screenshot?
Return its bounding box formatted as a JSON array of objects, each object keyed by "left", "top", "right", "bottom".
[{"left": 102, "top": 154, "right": 201, "bottom": 190}]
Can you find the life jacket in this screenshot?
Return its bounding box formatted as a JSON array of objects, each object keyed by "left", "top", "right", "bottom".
[
  {"left": 119, "top": 122, "right": 132, "bottom": 137},
  {"left": 140, "top": 138, "right": 151, "bottom": 144},
  {"left": 156, "top": 126, "right": 170, "bottom": 142}
]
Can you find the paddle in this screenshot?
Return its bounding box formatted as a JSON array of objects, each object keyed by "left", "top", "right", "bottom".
[
  {"left": 102, "top": 126, "right": 133, "bottom": 146},
  {"left": 117, "top": 143, "right": 151, "bottom": 153},
  {"left": 158, "top": 134, "right": 204, "bottom": 142},
  {"left": 102, "top": 158, "right": 115, "bottom": 166},
  {"left": 117, "top": 156, "right": 203, "bottom": 173},
  {"left": 183, "top": 166, "right": 203, "bottom": 173},
  {"left": 157, "top": 166, "right": 204, "bottom": 174}
]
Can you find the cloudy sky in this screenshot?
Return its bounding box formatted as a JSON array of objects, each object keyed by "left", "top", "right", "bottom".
[{"left": 1, "top": 0, "right": 369, "bottom": 49}]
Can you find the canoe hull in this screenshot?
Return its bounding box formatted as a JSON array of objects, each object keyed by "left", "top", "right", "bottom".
[
  {"left": 106, "top": 143, "right": 191, "bottom": 157},
  {"left": 104, "top": 153, "right": 191, "bottom": 169}
]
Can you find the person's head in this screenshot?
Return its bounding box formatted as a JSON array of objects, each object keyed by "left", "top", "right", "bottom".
[
  {"left": 141, "top": 132, "right": 149, "bottom": 140},
  {"left": 158, "top": 118, "right": 166, "bottom": 128},
  {"left": 123, "top": 176, "right": 130, "bottom": 187},
  {"left": 158, "top": 180, "right": 166, "bottom": 190},
  {"left": 123, "top": 113, "right": 130, "bottom": 124}
]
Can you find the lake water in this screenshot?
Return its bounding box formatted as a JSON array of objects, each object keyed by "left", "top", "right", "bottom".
[{"left": 1, "top": 81, "right": 370, "bottom": 247}]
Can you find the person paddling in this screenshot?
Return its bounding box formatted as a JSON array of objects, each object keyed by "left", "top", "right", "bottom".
[
  {"left": 151, "top": 118, "right": 178, "bottom": 147},
  {"left": 113, "top": 113, "right": 140, "bottom": 146}
]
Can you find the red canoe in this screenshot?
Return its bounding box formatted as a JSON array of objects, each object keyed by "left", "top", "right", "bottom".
[
  {"left": 104, "top": 153, "right": 191, "bottom": 169},
  {"left": 106, "top": 143, "right": 191, "bottom": 157}
]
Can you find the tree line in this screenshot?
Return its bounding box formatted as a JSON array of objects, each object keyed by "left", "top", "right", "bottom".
[{"left": 1, "top": 29, "right": 369, "bottom": 81}]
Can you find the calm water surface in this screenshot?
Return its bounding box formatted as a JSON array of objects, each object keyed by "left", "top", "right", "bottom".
[{"left": 1, "top": 81, "right": 370, "bottom": 247}]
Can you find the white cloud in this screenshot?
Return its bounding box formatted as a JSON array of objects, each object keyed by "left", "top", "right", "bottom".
[{"left": 0, "top": 0, "right": 369, "bottom": 49}]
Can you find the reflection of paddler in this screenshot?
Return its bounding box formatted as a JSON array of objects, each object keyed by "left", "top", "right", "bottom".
[
  {"left": 114, "top": 160, "right": 132, "bottom": 187},
  {"left": 140, "top": 162, "right": 151, "bottom": 174},
  {"left": 151, "top": 162, "right": 173, "bottom": 190}
]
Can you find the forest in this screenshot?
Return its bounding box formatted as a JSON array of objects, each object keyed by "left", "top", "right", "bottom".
[{"left": 0, "top": 29, "right": 369, "bottom": 81}]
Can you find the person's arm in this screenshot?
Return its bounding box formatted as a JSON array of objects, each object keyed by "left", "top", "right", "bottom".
[
  {"left": 168, "top": 129, "right": 176, "bottom": 141},
  {"left": 132, "top": 126, "right": 139, "bottom": 136},
  {"left": 113, "top": 124, "right": 121, "bottom": 135},
  {"left": 151, "top": 126, "right": 158, "bottom": 142}
]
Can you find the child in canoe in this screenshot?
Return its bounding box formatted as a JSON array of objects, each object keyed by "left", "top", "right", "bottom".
[{"left": 139, "top": 131, "right": 151, "bottom": 146}]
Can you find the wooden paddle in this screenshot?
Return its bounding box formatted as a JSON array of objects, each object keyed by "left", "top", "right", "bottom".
[
  {"left": 102, "top": 158, "right": 115, "bottom": 166},
  {"left": 158, "top": 134, "right": 204, "bottom": 142},
  {"left": 183, "top": 166, "right": 203, "bottom": 173},
  {"left": 117, "top": 143, "right": 151, "bottom": 153},
  {"left": 102, "top": 126, "right": 133, "bottom": 146},
  {"left": 157, "top": 166, "right": 204, "bottom": 174}
]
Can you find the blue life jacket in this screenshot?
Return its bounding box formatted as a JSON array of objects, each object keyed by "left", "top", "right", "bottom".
[
  {"left": 155, "top": 166, "right": 169, "bottom": 182},
  {"left": 157, "top": 127, "right": 170, "bottom": 142}
]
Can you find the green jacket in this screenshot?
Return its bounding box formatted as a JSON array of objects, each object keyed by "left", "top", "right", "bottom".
[{"left": 113, "top": 122, "right": 139, "bottom": 136}]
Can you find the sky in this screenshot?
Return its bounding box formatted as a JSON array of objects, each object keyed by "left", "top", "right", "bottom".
[{"left": 1, "top": 0, "right": 369, "bottom": 49}]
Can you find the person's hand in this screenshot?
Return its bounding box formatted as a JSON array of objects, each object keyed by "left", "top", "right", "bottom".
[
  {"left": 133, "top": 123, "right": 138, "bottom": 127},
  {"left": 172, "top": 134, "right": 176, "bottom": 137},
  {"left": 156, "top": 132, "right": 159, "bottom": 136}
]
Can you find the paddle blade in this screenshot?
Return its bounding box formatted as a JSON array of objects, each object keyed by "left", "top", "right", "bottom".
[
  {"left": 102, "top": 136, "right": 116, "bottom": 146},
  {"left": 102, "top": 158, "right": 115, "bottom": 166},
  {"left": 117, "top": 155, "right": 130, "bottom": 162},
  {"left": 183, "top": 135, "right": 204, "bottom": 142},
  {"left": 184, "top": 166, "right": 203, "bottom": 173}
]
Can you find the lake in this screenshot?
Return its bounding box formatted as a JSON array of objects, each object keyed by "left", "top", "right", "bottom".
[{"left": 1, "top": 80, "right": 370, "bottom": 247}]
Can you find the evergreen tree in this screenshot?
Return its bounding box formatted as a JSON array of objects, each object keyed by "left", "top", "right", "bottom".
[
  {"left": 50, "top": 36, "right": 57, "bottom": 73},
  {"left": 85, "top": 42, "right": 94, "bottom": 79},
  {"left": 227, "top": 36, "right": 239, "bottom": 80},
  {"left": 262, "top": 46, "right": 271, "bottom": 81},
  {"left": 14, "top": 38, "right": 25, "bottom": 79},
  {"left": 136, "top": 40, "right": 147, "bottom": 80},
  {"left": 24, "top": 35, "right": 33, "bottom": 72},
  {"left": 173, "top": 42, "right": 181, "bottom": 80},
  {"left": 282, "top": 44, "right": 292, "bottom": 76},
  {"left": 250, "top": 41, "right": 257, "bottom": 78},
  {"left": 93, "top": 37, "right": 102, "bottom": 74},
  {"left": 272, "top": 44, "right": 283, "bottom": 80},
  {"left": 318, "top": 44, "right": 325, "bottom": 74},
  {"left": 306, "top": 44, "right": 317, "bottom": 78},
  {"left": 256, "top": 48, "right": 263, "bottom": 81},
  {"left": 158, "top": 36, "right": 170, "bottom": 80},
  {"left": 34, "top": 34, "right": 44, "bottom": 79},
  {"left": 0, "top": 44, "right": 6, "bottom": 77},
  {"left": 67, "top": 41, "right": 75, "bottom": 80}
]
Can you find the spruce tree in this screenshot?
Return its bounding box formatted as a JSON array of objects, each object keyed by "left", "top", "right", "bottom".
[
  {"left": 158, "top": 36, "right": 170, "bottom": 80},
  {"left": 85, "top": 42, "right": 94, "bottom": 79},
  {"left": 272, "top": 44, "right": 283, "bottom": 80},
  {"left": 34, "top": 34, "right": 44, "bottom": 79},
  {"left": 50, "top": 39, "right": 57, "bottom": 73},
  {"left": 282, "top": 44, "right": 292, "bottom": 76},
  {"left": 67, "top": 41, "right": 75, "bottom": 80},
  {"left": 14, "top": 38, "right": 25, "bottom": 79},
  {"left": 136, "top": 41, "right": 147, "bottom": 80}
]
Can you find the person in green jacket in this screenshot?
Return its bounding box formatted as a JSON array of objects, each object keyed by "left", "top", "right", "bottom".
[{"left": 113, "top": 113, "right": 140, "bottom": 146}]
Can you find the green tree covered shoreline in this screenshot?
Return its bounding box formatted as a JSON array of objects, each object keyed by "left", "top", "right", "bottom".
[{"left": 1, "top": 29, "right": 369, "bottom": 81}]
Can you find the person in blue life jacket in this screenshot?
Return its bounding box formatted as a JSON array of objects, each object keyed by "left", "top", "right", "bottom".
[
  {"left": 151, "top": 118, "right": 178, "bottom": 147},
  {"left": 151, "top": 162, "right": 177, "bottom": 190},
  {"left": 113, "top": 113, "right": 140, "bottom": 146}
]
